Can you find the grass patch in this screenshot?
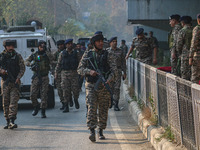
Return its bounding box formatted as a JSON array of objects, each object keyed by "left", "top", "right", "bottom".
[
  {"left": 128, "top": 84, "right": 134, "bottom": 98},
  {"left": 155, "top": 126, "right": 175, "bottom": 142},
  {"left": 148, "top": 95, "right": 158, "bottom": 126}
]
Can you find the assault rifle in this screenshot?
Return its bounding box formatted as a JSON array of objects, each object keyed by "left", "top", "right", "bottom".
[
  {"left": 84, "top": 57, "right": 114, "bottom": 108},
  {"left": 31, "top": 55, "right": 42, "bottom": 85}
]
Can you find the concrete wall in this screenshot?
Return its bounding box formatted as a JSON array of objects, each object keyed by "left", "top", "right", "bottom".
[
  {"left": 128, "top": 0, "right": 200, "bottom": 20},
  {"left": 127, "top": 0, "right": 199, "bottom": 31}
]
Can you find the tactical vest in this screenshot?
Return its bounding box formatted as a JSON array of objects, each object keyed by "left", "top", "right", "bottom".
[
  {"left": 61, "top": 50, "right": 79, "bottom": 70},
  {"left": 1, "top": 51, "right": 20, "bottom": 82},
  {"left": 85, "top": 50, "right": 111, "bottom": 83},
  {"left": 33, "top": 51, "right": 50, "bottom": 76}
]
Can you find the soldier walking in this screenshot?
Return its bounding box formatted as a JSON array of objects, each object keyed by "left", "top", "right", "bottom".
[
  {"left": 55, "top": 39, "right": 81, "bottom": 113},
  {"left": 0, "top": 40, "right": 25, "bottom": 129},
  {"left": 169, "top": 14, "right": 182, "bottom": 75},
  {"left": 177, "top": 16, "right": 193, "bottom": 80},
  {"left": 25, "top": 40, "right": 52, "bottom": 118},
  {"left": 108, "top": 37, "right": 126, "bottom": 111},
  {"left": 52, "top": 40, "right": 65, "bottom": 110},
  {"left": 189, "top": 14, "right": 200, "bottom": 83},
  {"left": 76, "top": 43, "right": 85, "bottom": 91},
  {"left": 125, "top": 28, "right": 157, "bottom": 65},
  {"left": 77, "top": 33, "right": 117, "bottom": 142}
]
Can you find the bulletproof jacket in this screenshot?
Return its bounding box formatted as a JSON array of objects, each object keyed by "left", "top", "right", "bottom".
[
  {"left": 85, "top": 50, "right": 111, "bottom": 83},
  {"left": 32, "top": 51, "right": 50, "bottom": 76},
  {"left": 61, "top": 49, "right": 79, "bottom": 71},
  {"left": 0, "top": 51, "right": 20, "bottom": 82},
  {"left": 183, "top": 26, "right": 192, "bottom": 49}
]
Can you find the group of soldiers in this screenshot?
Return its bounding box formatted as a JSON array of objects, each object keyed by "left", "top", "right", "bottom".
[
  {"left": 0, "top": 30, "right": 128, "bottom": 142},
  {"left": 169, "top": 13, "right": 200, "bottom": 84},
  {"left": 125, "top": 13, "right": 200, "bottom": 84}
]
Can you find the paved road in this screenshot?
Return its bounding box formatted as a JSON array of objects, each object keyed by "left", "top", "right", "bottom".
[{"left": 0, "top": 87, "right": 154, "bottom": 150}]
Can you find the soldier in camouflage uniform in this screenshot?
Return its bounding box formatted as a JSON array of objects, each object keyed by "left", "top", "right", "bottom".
[
  {"left": 55, "top": 39, "right": 81, "bottom": 113},
  {"left": 189, "top": 14, "right": 200, "bottom": 83},
  {"left": 120, "top": 40, "right": 128, "bottom": 57},
  {"left": 125, "top": 28, "right": 157, "bottom": 65},
  {"left": 25, "top": 40, "right": 52, "bottom": 118},
  {"left": 77, "top": 33, "right": 117, "bottom": 142},
  {"left": 52, "top": 40, "right": 65, "bottom": 109},
  {"left": 76, "top": 43, "right": 85, "bottom": 91},
  {"left": 0, "top": 40, "right": 25, "bottom": 129},
  {"left": 177, "top": 16, "right": 193, "bottom": 80},
  {"left": 169, "top": 14, "right": 182, "bottom": 75},
  {"left": 108, "top": 37, "right": 126, "bottom": 111}
]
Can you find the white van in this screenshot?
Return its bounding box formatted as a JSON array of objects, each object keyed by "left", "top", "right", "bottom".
[{"left": 0, "top": 23, "right": 55, "bottom": 108}]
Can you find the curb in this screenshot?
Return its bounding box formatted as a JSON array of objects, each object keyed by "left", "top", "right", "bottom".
[{"left": 122, "top": 83, "right": 186, "bottom": 150}]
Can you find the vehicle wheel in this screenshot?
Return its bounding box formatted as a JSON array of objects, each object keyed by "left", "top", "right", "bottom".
[{"left": 47, "top": 85, "right": 55, "bottom": 108}]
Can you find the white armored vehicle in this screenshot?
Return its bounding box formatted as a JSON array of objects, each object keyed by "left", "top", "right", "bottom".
[{"left": 0, "top": 21, "right": 56, "bottom": 108}]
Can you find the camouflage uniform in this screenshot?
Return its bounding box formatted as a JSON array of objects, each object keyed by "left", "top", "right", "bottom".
[
  {"left": 120, "top": 44, "right": 128, "bottom": 56},
  {"left": 177, "top": 24, "right": 193, "bottom": 80},
  {"left": 77, "top": 49, "right": 85, "bottom": 90},
  {"left": 52, "top": 49, "right": 64, "bottom": 103},
  {"left": 0, "top": 50, "right": 25, "bottom": 120},
  {"left": 77, "top": 49, "right": 116, "bottom": 130},
  {"left": 169, "top": 23, "right": 182, "bottom": 75},
  {"left": 131, "top": 37, "right": 156, "bottom": 65},
  {"left": 108, "top": 47, "right": 126, "bottom": 105},
  {"left": 189, "top": 25, "right": 200, "bottom": 83},
  {"left": 55, "top": 49, "right": 81, "bottom": 108},
  {"left": 25, "top": 51, "right": 52, "bottom": 109}
]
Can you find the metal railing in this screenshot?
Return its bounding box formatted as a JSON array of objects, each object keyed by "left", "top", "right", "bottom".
[{"left": 127, "top": 58, "right": 198, "bottom": 150}]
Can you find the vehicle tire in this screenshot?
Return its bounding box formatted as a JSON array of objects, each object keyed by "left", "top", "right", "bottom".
[{"left": 47, "top": 85, "right": 55, "bottom": 108}]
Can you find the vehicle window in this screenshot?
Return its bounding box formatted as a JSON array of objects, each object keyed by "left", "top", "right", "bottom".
[{"left": 27, "top": 39, "right": 38, "bottom": 48}]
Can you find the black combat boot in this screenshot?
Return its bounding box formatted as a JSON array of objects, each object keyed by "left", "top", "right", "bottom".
[
  {"left": 114, "top": 101, "right": 120, "bottom": 111},
  {"left": 32, "top": 104, "right": 40, "bottom": 116},
  {"left": 60, "top": 102, "right": 65, "bottom": 110},
  {"left": 41, "top": 109, "right": 47, "bottom": 118},
  {"left": 4, "top": 119, "right": 10, "bottom": 129},
  {"left": 9, "top": 118, "right": 18, "bottom": 129},
  {"left": 69, "top": 97, "right": 73, "bottom": 107},
  {"left": 89, "top": 128, "right": 96, "bottom": 142},
  {"left": 63, "top": 103, "right": 69, "bottom": 113},
  {"left": 98, "top": 128, "right": 105, "bottom": 139},
  {"left": 74, "top": 99, "right": 80, "bottom": 109}
]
